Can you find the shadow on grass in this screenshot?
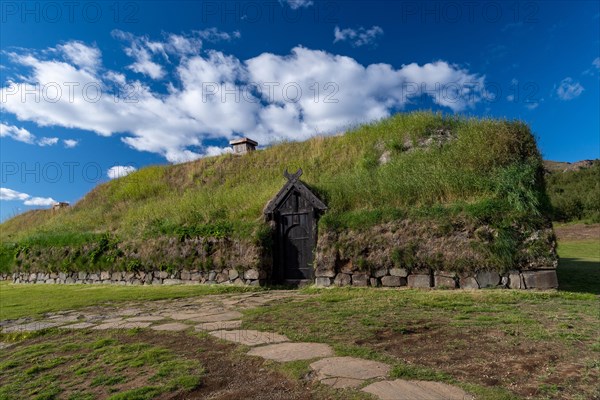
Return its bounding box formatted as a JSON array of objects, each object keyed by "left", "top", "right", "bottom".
[{"left": 557, "top": 258, "right": 600, "bottom": 295}]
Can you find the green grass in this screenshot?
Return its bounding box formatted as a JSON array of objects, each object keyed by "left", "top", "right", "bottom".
[
  {"left": 0, "top": 330, "right": 203, "bottom": 400},
  {"left": 0, "top": 282, "right": 259, "bottom": 321},
  {"left": 243, "top": 288, "right": 598, "bottom": 344},
  {"left": 546, "top": 160, "right": 600, "bottom": 223},
  {"left": 557, "top": 239, "right": 600, "bottom": 294}
]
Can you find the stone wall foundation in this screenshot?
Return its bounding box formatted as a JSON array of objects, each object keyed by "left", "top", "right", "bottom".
[{"left": 1, "top": 268, "right": 558, "bottom": 290}]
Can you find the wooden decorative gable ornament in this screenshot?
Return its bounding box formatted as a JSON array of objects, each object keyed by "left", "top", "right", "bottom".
[{"left": 264, "top": 169, "right": 327, "bottom": 283}]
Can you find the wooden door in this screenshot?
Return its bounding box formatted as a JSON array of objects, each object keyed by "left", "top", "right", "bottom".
[
  {"left": 275, "top": 191, "right": 315, "bottom": 281},
  {"left": 282, "top": 216, "right": 313, "bottom": 280}
]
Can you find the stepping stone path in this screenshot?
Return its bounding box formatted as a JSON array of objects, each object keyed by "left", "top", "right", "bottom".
[
  {"left": 2, "top": 321, "right": 62, "bottom": 333},
  {"left": 362, "top": 379, "right": 475, "bottom": 400},
  {"left": 47, "top": 315, "right": 82, "bottom": 323},
  {"left": 60, "top": 322, "right": 96, "bottom": 330},
  {"left": 150, "top": 322, "right": 189, "bottom": 332},
  {"left": 247, "top": 342, "right": 334, "bottom": 362},
  {"left": 92, "top": 321, "right": 152, "bottom": 330},
  {"left": 195, "top": 320, "right": 242, "bottom": 331},
  {"left": 209, "top": 329, "right": 289, "bottom": 346},
  {"left": 127, "top": 315, "right": 165, "bottom": 322},
  {"left": 116, "top": 308, "right": 142, "bottom": 316},
  {"left": 0, "top": 290, "right": 473, "bottom": 400},
  {"left": 310, "top": 356, "right": 391, "bottom": 388},
  {"left": 169, "top": 312, "right": 216, "bottom": 321},
  {"left": 189, "top": 311, "right": 243, "bottom": 323}
]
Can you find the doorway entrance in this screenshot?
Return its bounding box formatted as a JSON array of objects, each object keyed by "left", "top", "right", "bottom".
[{"left": 264, "top": 169, "right": 327, "bottom": 283}]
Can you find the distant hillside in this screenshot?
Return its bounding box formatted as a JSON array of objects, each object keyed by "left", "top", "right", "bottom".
[
  {"left": 544, "top": 159, "right": 598, "bottom": 173},
  {"left": 0, "top": 112, "right": 556, "bottom": 276},
  {"left": 545, "top": 159, "right": 600, "bottom": 223}
]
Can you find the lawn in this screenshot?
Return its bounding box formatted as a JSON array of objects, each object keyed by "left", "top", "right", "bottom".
[
  {"left": 556, "top": 240, "right": 600, "bottom": 294},
  {"left": 0, "top": 330, "right": 204, "bottom": 400},
  {"left": 0, "top": 283, "right": 258, "bottom": 321}
]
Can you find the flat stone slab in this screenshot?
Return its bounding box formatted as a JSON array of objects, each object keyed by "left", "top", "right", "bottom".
[
  {"left": 116, "top": 321, "right": 153, "bottom": 329},
  {"left": 208, "top": 330, "right": 289, "bottom": 346},
  {"left": 2, "top": 322, "right": 63, "bottom": 333},
  {"left": 310, "top": 357, "right": 390, "bottom": 382},
  {"left": 362, "top": 379, "right": 474, "bottom": 400},
  {"left": 47, "top": 315, "right": 82, "bottom": 323},
  {"left": 169, "top": 312, "right": 213, "bottom": 321},
  {"left": 116, "top": 308, "right": 143, "bottom": 316},
  {"left": 320, "top": 377, "right": 365, "bottom": 389},
  {"left": 247, "top": 342, "right": 334, "bottom": 362},
  {"left": 189, "top": 311, "right": 243, "bottom": 323},
  {"left": 150, "top": 322, "right": 189, "bottom": 332},
  {"left": 60, "top": 322, "right": 96, "bottom": 330},
  {"left": 102, "top": 317, "right": 124, "bottom": 323},
  {"left": 92, "top": 321, "right": 151, "bottom": 330},
  {"left": 195, "top": 320, "right": 242, "bottom": 331},
  {"left": 168, "top": 309, "right": 229, "bottom": 320},
  {"left": 126, "top": 316, "right": 165, "bottom": 322}
]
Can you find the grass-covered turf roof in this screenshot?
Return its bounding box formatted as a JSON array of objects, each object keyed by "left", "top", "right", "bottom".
[
  {"left": 0, "top": 111, "right": 553, "bottom": 274},
  {"left": 1, "top": 112, "right": 550, "bottom": 239}
]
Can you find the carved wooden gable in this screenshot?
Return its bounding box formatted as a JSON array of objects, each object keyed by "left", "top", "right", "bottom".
[{"left": 264, "top": 169, "right": 327, "bottom": 217}]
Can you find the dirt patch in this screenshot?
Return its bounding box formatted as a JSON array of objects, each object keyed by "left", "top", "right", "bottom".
[
  {"left": 554, "top": 223, "right": 600, "bottom": 241},
  {"left": 114, "top": 331, "right": 327, "bottom": 400},
  {"left": 366, "top": 321, "right": 598, "bottom": 400}
]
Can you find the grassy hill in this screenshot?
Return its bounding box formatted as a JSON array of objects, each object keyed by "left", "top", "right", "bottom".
[
  {"left": 0, "top": 112, "right": 554, "bottom": 275},
  {"left": 545, "top": 159, "right": 600, "bottom": 223}
]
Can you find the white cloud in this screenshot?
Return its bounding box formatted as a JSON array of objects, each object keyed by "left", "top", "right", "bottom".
[
  {"left": 63, "top": 139, "right": 79, "bottom": 148},
  {"left": 506, "top": 94, "right": 515, "bottom": 102},
  {"left": 1, "top": 36, "right": 488, "bottom": 164},
  {"left": 111, "top": 29, "right": 238, "bottom": 80},
  {"left": 0, "top": 188, "right": 30, "bottom": 201},
  {"left": 24, "top": 196, "right": 56, "bottom": 206},
  {"left": 107, "top": 165, "right": 137, "bottom": 179},
  {"left": 38, "top": 137, "right": 59, "bottom": 146},
  {"left": 204, "top": 146, "right": 233, "bottom": 157},
  {"left": 0, "top": 187, "right": 56, "bottom": 207},
  {"left": 196, "top": 28, "right": 241, "bottom": 42},
  {"left": 0, "top": 124, "right": 79, "bottom": 148},
  {"left": 556, "top": 77, "right": 584, "bottom": 100},
  {"left": 525, "top": 102, "right": 539, "bottom": 110},
  {"left": 280, "top": 0, "right": 313, "bottom": 9},
  {"left": 57, "top": 41, "right": 101, "bottom": 72},
  {"left": 334, "top": 26, "right": 384, "bottom": 47},
  {"left": 0, "top": 123, "right": 35, "bottom": 144},
  {"left": 112, "top": 30, "right": 166, "bottom": 79},
  {"left": 583, "top": 57, "right": 600, "bottom": 76},
  {"left": 127, "top": 48, "right": 165, "bottom": 80}
]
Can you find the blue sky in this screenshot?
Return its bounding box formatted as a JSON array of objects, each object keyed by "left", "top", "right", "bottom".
[{"left": 1, "top": 0, "right": 599, "bottom": 221}]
